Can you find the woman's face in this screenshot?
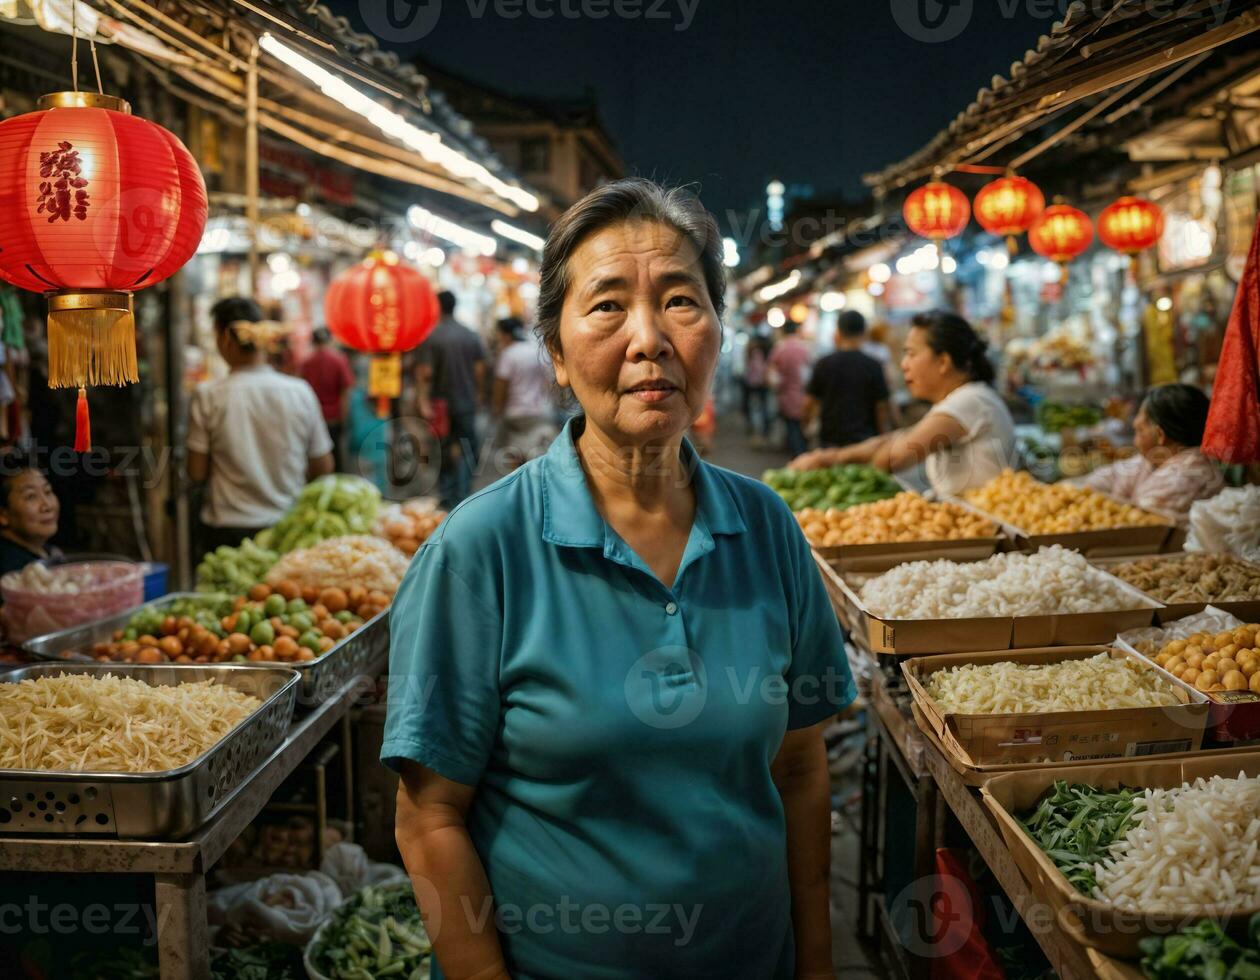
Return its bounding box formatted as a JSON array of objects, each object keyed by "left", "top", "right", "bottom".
[
  {"left": 1, "top": 470, "right": 59, "bottom": 544},
  {"left": 551, "top": 220, "right": 720, "bottom": 446},
  {"left": 900, "top": 326, "right": 951, "bottom": 402},
  {"left": 1133, "top": 402, "right": 1165, "bottom": 460}
]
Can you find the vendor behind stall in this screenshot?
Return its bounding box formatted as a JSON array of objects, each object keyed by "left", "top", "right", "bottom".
[
  {"left": 0, "top": 456, "right": 62, "bottom": 577},
  {"left": 188, "top": 298, "right": 335, "bottom": 553},
  {"left": 790, "top": 310, "right": 1016, "bottom": 497},
  {"left": 1075, "top": 383, "right": 1223, "bottom": 527}
]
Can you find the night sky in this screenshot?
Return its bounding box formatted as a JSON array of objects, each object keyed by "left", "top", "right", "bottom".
[{"left": 325, "top": 1, "right": 1049, "bottom": 216}]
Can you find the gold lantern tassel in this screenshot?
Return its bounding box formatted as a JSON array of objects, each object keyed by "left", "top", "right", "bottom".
[{"left": 46, "top": 292, "right": 139, "bottom": 388}]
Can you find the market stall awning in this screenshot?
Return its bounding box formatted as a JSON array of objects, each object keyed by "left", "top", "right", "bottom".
[
  {"left": 3, "top": 0, "right": 544, "bottom": 218},
  {"left": 865, "top": 0, "right": 1260, "bottom": 195}
]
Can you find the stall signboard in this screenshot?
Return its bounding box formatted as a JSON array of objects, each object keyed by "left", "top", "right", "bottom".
[{"left": 260, "top": 140, "right": 356, "bottom": 206}]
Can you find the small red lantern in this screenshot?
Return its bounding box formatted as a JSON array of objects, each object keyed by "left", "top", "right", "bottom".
[
  {"left": 1028, "top": 204, "right": 1094, "bottom": 266},
  {"left": 0, "top": 92, "right": 207, "bottom": 450},
  {"left": 973, "top": 176, "right": 1044, "bottom": 249},
  {"left": 903, "top": 181, "right": 970, "bottom": 241},
  {"left": 1098, "top": 196, "right": 1164, "bottom": 256},
  {"left": 325, "top": 251, "right": 440, "bottom": 416}
]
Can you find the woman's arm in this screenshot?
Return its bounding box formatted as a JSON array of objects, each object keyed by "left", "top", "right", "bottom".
[
  {"left": 788, "top": 432, "right": 895, "bottom": 471},
  {"left": 772, "top": 721, "right": 834, "bottom": 980},
  {"left": 396, "top": 762, "right": 512, "bottom": 980},
  {"left": 869, "top": 411, "right": 966, "bottom": 474}
]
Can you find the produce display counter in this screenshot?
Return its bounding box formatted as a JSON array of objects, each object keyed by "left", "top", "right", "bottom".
[
  {"left": 920, "top": 735, "right": 1104, "bottom": 980},
  {"left": 0, "top": 625, "right": 387, "bottom": 980},
  {"left": 864, "top": 674, "right": 1133, "bottom": 977}
]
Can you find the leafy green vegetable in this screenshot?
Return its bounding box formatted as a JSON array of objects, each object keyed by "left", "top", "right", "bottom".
[
  {"left": 266, "top": 475, "right": 381, "bottom": 555},
  {"left": 761, "top": 464, "right": 900, "bottom": 513},
  {"left": 1019, "top": 781, "right": 1145, "bottom": 894},
  {"left": 211, "top": 943, "right": 305, "bottom": 980},
  {"left": 1140, "top": 914, "right": 1260, "bottom": 978},
  {"left": 193, "top": 476, "right": 380, "bottom": 593},
  {"left": 69, "top": 947, "right": 159, "bottom": 979},
  {"left": 1036, "top": 401, "right": 1102, "bottom": 433},
  {"left": 196, "top": 538, "right": 280, "bottom": 594},
  {"left": 309, "top": 882, "right": 431, "bottom": 980}
]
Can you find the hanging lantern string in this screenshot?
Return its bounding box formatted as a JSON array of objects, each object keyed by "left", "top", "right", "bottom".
[
  {"left": 70, "top": 0, "right": 78, "bottom": 92},
  {"left": 89, "top": 35, "right": 104, "bottom": 95}
]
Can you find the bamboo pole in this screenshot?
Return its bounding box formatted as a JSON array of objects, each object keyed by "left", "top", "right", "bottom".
[
  {"left": 246, "top": 42, "right": 260, "bottom": 296},
  {"left": 1006, "top": 77, "right": 1144, "bottom": 172}
]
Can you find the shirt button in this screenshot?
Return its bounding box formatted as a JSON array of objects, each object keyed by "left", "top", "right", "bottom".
[{"left": 665, "top": 601, "right": 678, "bottom": 616}]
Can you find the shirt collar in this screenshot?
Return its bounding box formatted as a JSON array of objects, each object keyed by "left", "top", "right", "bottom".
[{"left": 540, "top": 416, "right": 746, "bottom": 550}]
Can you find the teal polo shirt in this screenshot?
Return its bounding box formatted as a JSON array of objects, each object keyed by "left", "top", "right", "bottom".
[{"left": 383, "top": 418, "right": 854, "bottom": 980}]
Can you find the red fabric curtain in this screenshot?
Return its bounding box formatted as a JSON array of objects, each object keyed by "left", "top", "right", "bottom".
[{"left": 1203, "top": 215, "right": 1260, "bottom": 464}]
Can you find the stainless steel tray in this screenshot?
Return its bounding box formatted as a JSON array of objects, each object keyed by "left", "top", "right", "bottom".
[
  {"left": 23, "top": 593, "right": 390, "bottom": 710},
  {"left": 0, "top": 663, "right": 298, "bottom": 838}
]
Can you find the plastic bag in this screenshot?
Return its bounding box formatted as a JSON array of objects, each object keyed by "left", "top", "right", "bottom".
[
  {"left": 220, "top": 871, "right": 343, "bottom": 944},
  {"left": 1117, "top": 606, "right": 1246, "bottom": 655},
  {"left": 1185, "top": 486, "right": 1260, "bottom": 563},
  {"left": 319, "top": 842, "right": 408, "bottom": 898}
]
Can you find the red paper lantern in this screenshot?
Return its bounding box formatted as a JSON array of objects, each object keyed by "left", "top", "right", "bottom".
[
  {"left": 0, "top": 92, "right": 207, "bottom": 449},
  {"left": 903, "top": 181, "right": 970, "bottom": 241},
  {"left": 1098, "top": 196, "right": 1164, "bottom": 255},
  {"left": 973, "top": 176, "right": 1044, "bottom": 239},
  {"left": 325, "top": 251, "right": 440, "bottom": 415},
  {"left": 1028, "top": 204, "right": 1094, "bottom": 264}
]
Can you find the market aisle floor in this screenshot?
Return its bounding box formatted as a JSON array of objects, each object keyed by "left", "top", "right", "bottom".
[{"left": 700, "top": 413, "right": 794, "bottom": 478}]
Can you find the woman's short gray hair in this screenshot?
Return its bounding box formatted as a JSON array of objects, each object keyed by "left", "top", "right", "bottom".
[{"left": 535, "top": 178, "right": 726, "bottom": 354}]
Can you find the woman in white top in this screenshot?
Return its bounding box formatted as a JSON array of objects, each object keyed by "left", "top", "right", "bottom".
[
  {"left": 789, "top": 310, "right": 1015, "bottom": 497},
  {"left": 491, "top": 316, "right": 558, "bottom": 470}
]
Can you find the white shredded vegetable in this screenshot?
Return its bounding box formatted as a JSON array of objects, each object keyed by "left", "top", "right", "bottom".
[
  {"left": 924, "top": 653, "right": 1179, "bottom": 714},
  {"left": 1095, "top": 772, "right": 1260, "bottom": 914},
  {"left": 0, "top": 673, "right": 261, "bottom": 772},
  {"left": 859, "top": 545, "right": 1150, "bottom": 619}
]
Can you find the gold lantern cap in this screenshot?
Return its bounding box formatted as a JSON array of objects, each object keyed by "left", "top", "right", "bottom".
[{"left": 38, "top": 92, "right": 131, "bottom": 113}]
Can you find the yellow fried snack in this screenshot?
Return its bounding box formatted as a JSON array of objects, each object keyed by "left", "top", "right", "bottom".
[
  {"left": 796, "top": 493, "right": 995, "bottom": 547},
  {"left": 963, "top": 470, "right": 1167, "bottom": 533}
]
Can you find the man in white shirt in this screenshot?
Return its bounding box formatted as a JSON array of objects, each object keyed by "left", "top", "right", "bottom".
[
  {"left": 491, "top": 317, "right": 557, "bottom": 470},
  {"left": 187, "top": 298, "right": 334, "bottom": 553}
]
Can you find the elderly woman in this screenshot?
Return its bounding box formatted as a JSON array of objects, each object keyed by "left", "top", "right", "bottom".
[
  {"left": 383, "top": 179, "right": 852, "bottom": 980},
  {"left": 1076, "top": 383, "right": 1223, "bottom": 526}
]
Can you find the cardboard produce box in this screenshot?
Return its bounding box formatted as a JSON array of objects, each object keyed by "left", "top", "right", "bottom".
[
  {"left": 835, "top": 566, "right": 1160, "bottom": 656},
  {"left": 1093, "top": 553, "right": 1260, "bottom": 625},
  {"left": 1115, "top": 614, "right": 1260, "bottom": 744},
  {"left": 903, "top": 647, "right": 1208, "bottom": 775},
  {"left": 810, "top": 533, "right": 1006, "bottom": 571},
  {"left": 911, "top": 702, "right": 1249, "bottom": 788},
  {"left": 1087, "top": 950, "right": 1143, "bottom": 980},
  {"left": 980, "top": 752, "right": 1260, "bottom": 958},
  {"left": 956, "top": 492, "right": 1174, "bottom": 558}
]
